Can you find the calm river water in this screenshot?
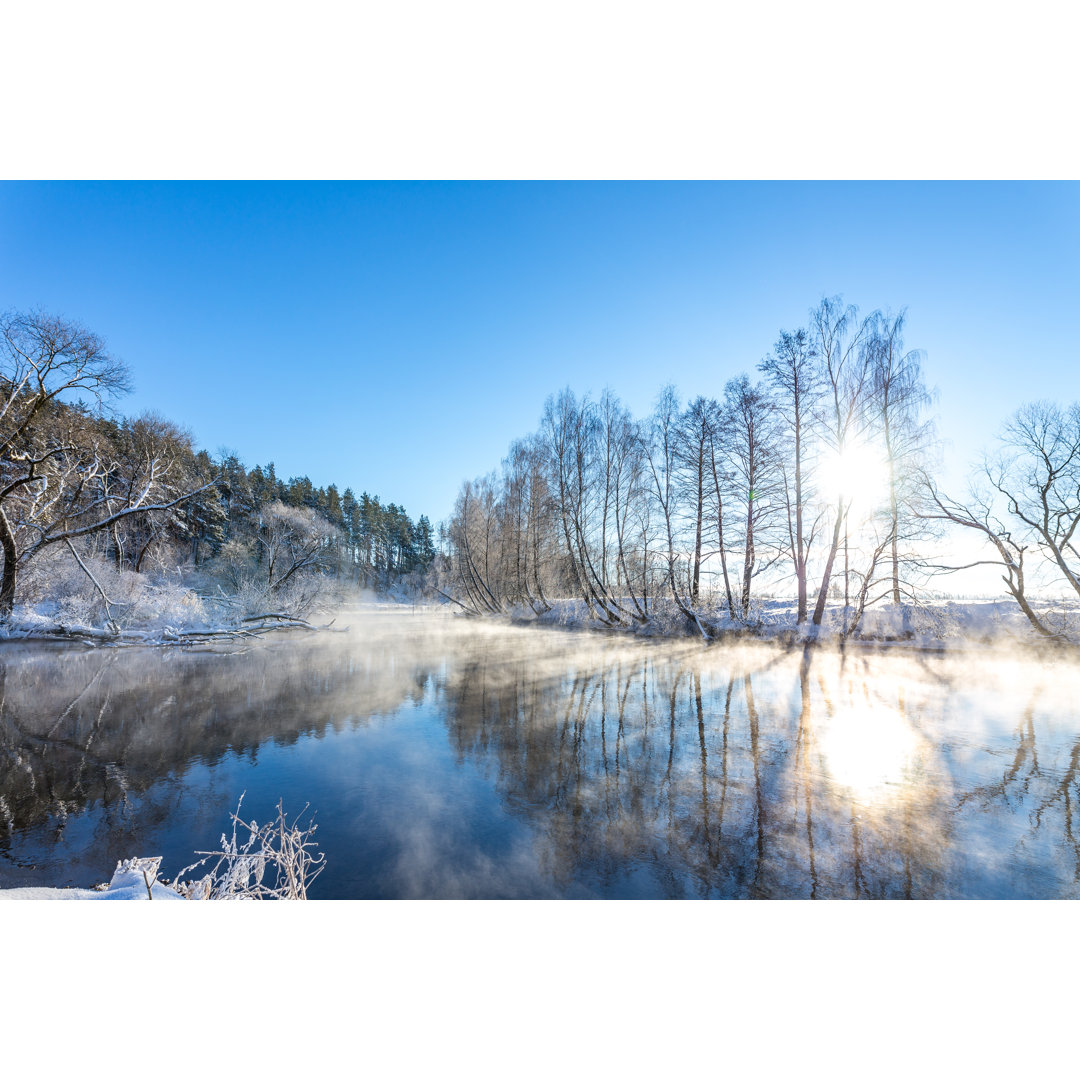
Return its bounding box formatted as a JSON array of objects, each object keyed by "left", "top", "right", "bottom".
[{"left": 2, "top": 613, "right": 1079, "bottom": 899}]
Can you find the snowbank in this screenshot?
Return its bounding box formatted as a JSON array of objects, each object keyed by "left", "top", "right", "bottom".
[
  {"left": 0, "top": 857, "right": 184, "bottom": 901},
  {"left": 520, "top": 596, "right": 1080, "bottom": 648}
]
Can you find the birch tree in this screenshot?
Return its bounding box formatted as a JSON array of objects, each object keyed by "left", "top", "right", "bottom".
[
  {"left": 758, "top": 328, "right": 822, "bottom": 623},
  {"left": 676, "top": 396, "right": 722, "bottom": 607},
  {"left": 808, "top": 297, "right": 872, "bottom": 626},
  {"left": 721, "top": 375, "right": 783, "bottom": 619},
  {"left": 864, "top": 310, "right": 935, "bottom": 603},
  {"left": 644, "top": 385, "right": 698, "bottom": 623}
]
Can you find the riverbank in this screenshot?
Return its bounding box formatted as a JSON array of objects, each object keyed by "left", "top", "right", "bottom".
[
  {"left": 0, "top": 858, "right": 185, "bottom": 900},
  {"left": 499, "top": 595, "right": 1080, "bottom": 650},
  {"left": 4, "top": 591, "right": 1077, "bottom": 652},
  {"left": 0, "top": 584, "right": 439, "bottom": 648}
]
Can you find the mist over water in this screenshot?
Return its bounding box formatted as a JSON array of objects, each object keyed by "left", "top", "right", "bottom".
[{"left": 2, "top": 613, "right": 1079, "bottom": 898}]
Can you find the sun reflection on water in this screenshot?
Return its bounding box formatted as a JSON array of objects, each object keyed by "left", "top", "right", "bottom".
[{"left": 817, "top": 700, "right": 921, "bottom": 804}]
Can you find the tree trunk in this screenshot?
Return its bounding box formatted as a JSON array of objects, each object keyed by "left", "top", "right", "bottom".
[
  {"left": 794, "top": 419, "right": 807, "bottom": 623},
  {"left": 709, "top": 445, "right": 735, "bottom": 619},
  {"left": 692, "top": 449, "right": 704, "bottom": 606},
  {"left": 811, "top": 501, "right": 845, "bottom": 626},
  {"left": 741, "top": 502, "right": 755, "bottom": 618},
  {"left": 886, "top": 418, "right": 900, "bottom": 603},
  {"left": 0, "top": 507, "right": 18, "bottom": 616}
]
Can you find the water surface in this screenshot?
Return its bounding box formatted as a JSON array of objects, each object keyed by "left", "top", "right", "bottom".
[{"left": 2, "top": 614, "right": 1078, "bottom": 898}]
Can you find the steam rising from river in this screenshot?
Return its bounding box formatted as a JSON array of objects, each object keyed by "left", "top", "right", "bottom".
[{"left": 2, "top": 610, "right": 1080, "bottom": 897}]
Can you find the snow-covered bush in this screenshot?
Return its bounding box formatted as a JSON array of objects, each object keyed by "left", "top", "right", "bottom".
[
  {"left": 173, "top": 796, "right": 325, "bottom": 900},
  {"left": 14, "top": 546, "right": 207, "bottom": 631}
]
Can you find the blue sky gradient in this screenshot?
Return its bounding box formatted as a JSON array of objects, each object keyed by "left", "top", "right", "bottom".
[{"left": 2, "top": 181, "right": 1077, "bottom": 525}]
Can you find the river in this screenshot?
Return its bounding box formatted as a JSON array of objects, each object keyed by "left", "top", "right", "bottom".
[{"left": 2, "top": 612, "right": 1078, "bottom": 898}]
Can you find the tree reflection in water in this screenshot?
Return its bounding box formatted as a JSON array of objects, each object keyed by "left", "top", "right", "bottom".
[
  {"left": 2, "top": 619, "right": 1080, "bottom": 897},
  {"left": 438, "top": 630, "right": 1080, "bottom": 898}
]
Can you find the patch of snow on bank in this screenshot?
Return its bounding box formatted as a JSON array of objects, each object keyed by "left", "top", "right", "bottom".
[{"left": 0, "top": 857, "right": 184, "bottom": 901}]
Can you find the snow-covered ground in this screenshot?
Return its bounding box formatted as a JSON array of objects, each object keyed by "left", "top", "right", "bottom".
[
  {"left": 7, "top": 589, "right": 1070, "bottom": 650},
  {"left": 520, "top": 595, "right": 1080, "bottom": 648},
  {"left": 0, "top": 858, "right": 184, "bottom": 901}
]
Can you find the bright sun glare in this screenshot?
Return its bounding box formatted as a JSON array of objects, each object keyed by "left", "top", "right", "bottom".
[
  {"left": 817, "top": 701, "right": 920, "bottom": 803},
  {"left": 818, "top": 445, "right": 891, "bottom": 511}
]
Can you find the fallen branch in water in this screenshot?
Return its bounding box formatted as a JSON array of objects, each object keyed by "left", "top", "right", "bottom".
[
  {"left": 432, "top": 588, "right": 481, "bottom": 615},
  {"left": 241, "top": 612, "right": 317, "bottom": 625},
  {"left": 0, "top": 614, "right": 345, "bottom": 648}
]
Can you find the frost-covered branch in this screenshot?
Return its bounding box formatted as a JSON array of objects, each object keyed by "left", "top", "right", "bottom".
[{"left": 173, "top": 795, "right": 325, "bottom": 900}]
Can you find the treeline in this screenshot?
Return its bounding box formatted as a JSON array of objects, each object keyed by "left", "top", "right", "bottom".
[
  {"left": 177, "top": 453, "right": 437, "bottom": 582},
  {"left": 448, "top": 295, "right": 936, "bottom": 637},
  {"left": 0, "top": 310, "right": 434, "bottom": 619},
  {"left": 68, "top": 420, "right": 438, "bottom": 591}
]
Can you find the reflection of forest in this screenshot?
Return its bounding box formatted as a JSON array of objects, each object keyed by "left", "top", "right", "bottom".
[
  {"left": 441, "top": 636, "right": 1080, "bottom": 898},
  {"left": 3, "top": 619, "right": 1080, "bottom": 897},
  {"left": 0, "top": 625, "right": 440, "bottom": 841}
]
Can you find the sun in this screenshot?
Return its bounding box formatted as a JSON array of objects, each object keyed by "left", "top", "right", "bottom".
[{"left": 818, "top": 442, "right": 891, "bottom": 512}]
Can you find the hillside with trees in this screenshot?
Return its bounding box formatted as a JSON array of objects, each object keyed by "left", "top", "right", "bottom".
[
  {"left": 8, "top": 300, "right": 1079, "bottom": 646},
  {"left": 0, "top": 310, "right": 436, "bottom": 635}
]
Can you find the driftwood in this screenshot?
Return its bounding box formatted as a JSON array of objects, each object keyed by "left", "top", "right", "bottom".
[
  {"left": 0, "top": 612, "right": 346, "bottom": 649},
  {"left": 240, "top": 612, "right": 320, "bottom": 626},
  {"left": 432, "top": 588, "right": 480, "bottom": 615}
]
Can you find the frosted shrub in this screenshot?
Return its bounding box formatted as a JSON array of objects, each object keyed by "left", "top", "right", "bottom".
[
  {"left": 122, "top": 576, "right": 207, "bottom": 629},
  {"left": 198, "top": 537, "right": 335, "bottom": 621},
  {"left": 210, "top": 538, "right": 258, "bottom": 593},
  {"left": 909, "top": 601, "right": 950, "bottom": 640},
  {"left": 18, "top": 547, "right": 94, "bottom": 616},
  {"left": 219, "top": 574, "right": 326, "bottom": 620},
  {"left": 638, "top": 597, "right": 683, "bottom": 636},
  {"left": 14, "top": 544, "right": 208, "bottom": 632},
  {"left": 173, "top": 795, "right": 325, "bottom": 900}
]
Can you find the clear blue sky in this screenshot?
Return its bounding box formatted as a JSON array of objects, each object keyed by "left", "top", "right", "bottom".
[{"left": 2, "top": 181, "right": 1077, "bottom": 526}]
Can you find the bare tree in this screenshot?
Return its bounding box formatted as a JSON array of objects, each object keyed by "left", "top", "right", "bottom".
[
  {"left": 704, "top": 402, "right": 737, "bottom": 619},
  {"left": 993, "top": 402, "right": 1080, "bottom": 598},
  {"left": 602, "top": 395, "right": 650, "bottom": 622},
  {"left": 644, "top": 385, "right": 701, "bottom": 628},
  {"left": 720, "top": 375, "right": 783, "bottom": 619},
  {"left": 676, "top": 396, "right": 722, "bottom": 608},
  {"left": 257, "top": 501, "right": 340, "bottom": 592},
  {"left": 0, "top": 312, "right": 217, "bottom": 616},
  {"left": 542, "top": 389, "right": 623, "bottom": 624},
  {"left": 915, "top": 402, "right": 1080, "bottom": 642},
  {"left": 840, "top": 518, "right": 895, "bottom": 640},
  {"left": 522, "top": 435, "right": 555, "bottom": 612},
  {"left": 808, "top": 297, "right": 872, "bottom": 626},
  {"left": 864, "top": 310, "right": 935, "bottom": 603},
  {"left": 501, "top": 437, "right": 551, "bottom": 614},
  {"left": 916, "top": 466, "right": 1063, "bottom": 640},
  {"left": 0, "top": 313, "right": 222, "bottom": 615},
  {"left": 448, "top": 478, "right": 505, "bottom": 615},
  {"left": 759, "top": 328, "right": 822, "bottom": 623}
]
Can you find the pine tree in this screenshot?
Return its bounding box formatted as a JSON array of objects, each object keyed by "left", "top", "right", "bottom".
[
  {"left": 324, "top": 484, "right": 343, "bottom": 528},
  {"left": 415, "top": 515, "right": 436, "bottom": 569}
]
